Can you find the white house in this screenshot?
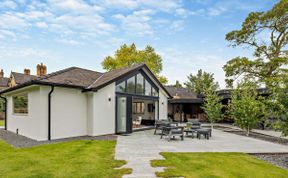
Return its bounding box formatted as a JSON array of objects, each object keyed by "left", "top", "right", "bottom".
[{"left": 0, "top": 64, "right": 171, "bottom": 141}]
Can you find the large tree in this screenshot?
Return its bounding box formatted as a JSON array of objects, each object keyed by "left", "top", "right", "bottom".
[
  {"left": 223, "top": 0, "right": 288, "bottom": 88},
  {"left": 102, "top": 43, "right": 168, "bottom": 84},
  {"left": 185, "top": 69, "right": 219, "bottom": 95}
]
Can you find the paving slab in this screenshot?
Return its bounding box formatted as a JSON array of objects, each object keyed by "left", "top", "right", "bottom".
[{"left": 115, "top": 129, "right": 288, "bottom": 178}]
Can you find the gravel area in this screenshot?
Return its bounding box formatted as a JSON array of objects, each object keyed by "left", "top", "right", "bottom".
[
  {"left": 251, "top": 153, "right": 288, "bottom": 170},
  {"left": 224, "top": 130, "right": 288, "bottom": 146},
  {"left": 0, "top": 129, "right": 117, "bottom": 148}
]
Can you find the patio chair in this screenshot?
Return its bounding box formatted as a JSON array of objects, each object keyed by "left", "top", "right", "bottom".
[
  {"left": 134, "top": 116, "right": 142, "bottom": 128},
  {"left": 160, "top": 123, "right": 184, "bottom": 141},
  {"left": 154, "top": 120, "right": 170, "bottom": 135}
]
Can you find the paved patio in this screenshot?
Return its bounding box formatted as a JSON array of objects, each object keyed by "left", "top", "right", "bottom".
[{"left": 115, "top": 129, "right": 288, "bottom": 178}]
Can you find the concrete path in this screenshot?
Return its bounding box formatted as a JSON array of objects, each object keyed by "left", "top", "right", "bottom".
[{"left": 115, "top": 129, "right": 288, "bottom": 178}]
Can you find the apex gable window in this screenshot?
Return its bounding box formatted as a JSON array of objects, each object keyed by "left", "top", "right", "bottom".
[
  {"left": 115, "top": 71, "right": 159, "bottom": 97},
  {"left": 13, "top": 93, "right": 28, "bottom": 114}
]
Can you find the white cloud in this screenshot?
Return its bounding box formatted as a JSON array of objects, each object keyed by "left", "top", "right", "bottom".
[
  {"left": 113, "top": 9, "right": 155, "bottom": 36},
  {"left": 0, "top": 13, "right": 29, "bottom": 29},
  {"left": 48, "top": 0, "right": 103, "bottom": 14},
  {"left": 169, "top": 20, "right": 184, "bottom": 31},
  {"left": 56, "top": 38, "right": 82, "bottom": 46},
  {"left": 0, "top": 0, "right": 17, "bottom": 9},
  {"left": 35, "top": 22, "right": 48, "bottom": 28},
  {"left": 159, "top": 47, "right": 227, "bottom": 88},
  {"left": 103, "top": 0, "right": 181, "bottom": 12}
]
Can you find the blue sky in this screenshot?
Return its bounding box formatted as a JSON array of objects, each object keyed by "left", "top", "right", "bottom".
[{"left": 0, "top": 0, "right": 278, "bottom": 88}]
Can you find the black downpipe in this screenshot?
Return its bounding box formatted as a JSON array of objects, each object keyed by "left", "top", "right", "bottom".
[
  {"left": 48, "top": 86, "right": 54, "bottom": 140},
  {"left": 0, "top": 95, "right": 7, "bottom": 130}
]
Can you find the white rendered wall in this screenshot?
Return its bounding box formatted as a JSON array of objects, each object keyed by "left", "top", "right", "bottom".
[
  {"left": 159, "top": 90, "right": 168, "bottom": 120},
  {"left": 50, "top": 87, "right": 87, "bottom": 140},
  {"left": 92, "top": 83, "right": 116, "bottom": 136},
  {"left": 86, "top": 93, "right": 94, "bottom": 136},
  {"left": 5, "top": 86, "right": 49, "bottom": 141}
]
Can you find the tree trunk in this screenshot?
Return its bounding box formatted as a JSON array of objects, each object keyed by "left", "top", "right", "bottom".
[{"left": 246, "top": 126, "right": 250, "bottom": 136}]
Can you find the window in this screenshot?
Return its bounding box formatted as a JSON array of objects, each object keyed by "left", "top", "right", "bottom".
[
  {"left": 133, "top": 102, "right": 145, "bottom": 114},
  {"left": 116, "top": 81, "right": 126, "bottom": 93},
  {"left": 136, "top": 74, "right": 144, "bottom": 95},
  {"left": 145, "top": 80, "right": 152, "bottom": 96},
  {"left": 115, "top": 72, "right": 159, "bottom": 97},
  {"left": 13, "top": 94, "right": 28, "bottom": 114},
  {"left": 127, "top": 76, "right": 136, "bottom": 94},
  {"left": 152, "top": 87, "right": 159, "bottom": 97}
]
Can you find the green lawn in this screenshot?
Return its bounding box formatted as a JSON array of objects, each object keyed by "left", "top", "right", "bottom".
[
  {"left": 151, "top": 152, "right": 288, "bottom": 178},
  {"left": 0, "top": 139, "right": 131, "bottom": 178},
  {"left": 0, "top": 120, "right": 4, "bottom": 126}
]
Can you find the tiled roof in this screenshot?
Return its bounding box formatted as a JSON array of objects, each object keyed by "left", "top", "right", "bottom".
[
  {"left": 0, "top": 63, "right": 169, "bottom": 96},
  {"left": 0, "top": 77, "right": 9, "bottom": 87},
  {"left": 38, "top": 67, "right": 103, "bottom": 88},
  {"left": 165, "top": 86, "right": 198, "bottom": 99},
  {"left": 11, "top": 72, "right": 38, "bottom": 84}
]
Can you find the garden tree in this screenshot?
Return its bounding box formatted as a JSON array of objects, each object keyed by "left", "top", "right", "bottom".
[
  {"left": 173, "top": 80, "right": 183, "bottom": 88},
  {"left": 265, "top": 75, "right": 288, "bottom": 136},
  {"left": 185, "top": 69, "right": 219, "bottom": 95},
  {"left": 202, "top": 86, "right": 223, "bottom": 130},
  {"left": 229, "top": 80, "right": 267, "bottom": 136},
  {"left": 223, "top": 0, "right": 288, "bottom": 88},
  {"left": 102, "top": 43, "right": 168, "bottom": 84},
  {"left": 0, "top": 98, "right": 4, "bottom": 112}
]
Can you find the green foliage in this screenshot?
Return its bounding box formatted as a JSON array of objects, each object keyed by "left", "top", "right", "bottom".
[
  {"left": 151, "top": 152, "right": 288, "bottom": 178},
  {"left": 202, "top": 87, "right": 223, "bottom": 128},
  {"left": 229, "top": 81, "right": 267, "bottom": 136},
  {"left": 102, "top": 43, "right": 168, "bottom": 84},
  {"left": 0, "top": 98, "right": 4, "bottom": 112},
  {"left": 223, "top": 0, "right": 288, "bottom": 87},
  {"left": 0, "top": 140, "right": 131, "bottom": 178},
  {"left": 224, "top": 0, "right": 288, "bottom": 137},
  {"left": 173, "top": 80, "right": 183, "bottom": 88},
  {"left": 265, "top": 75, "right": 288, "bottom": 136},
  {"left": 185, "top": 69, "right": 219, "bottom": 95}
]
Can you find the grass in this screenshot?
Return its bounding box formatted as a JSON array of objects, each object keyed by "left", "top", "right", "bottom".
[
  {"left": 151, "top": 152, "right": 288, "bottom": 178},
  {"left": 0, "top": 139, "right": 131, "bottom": 178},
  {"left": 0, "top": 120, "right": 4, "bottom": 126}
]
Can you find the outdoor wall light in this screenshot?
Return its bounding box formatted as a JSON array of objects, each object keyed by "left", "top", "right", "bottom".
[
  {"left": 108, "top": 97, "right": 111, "bottom": 102},
  {"left": 162, "top": 102, "right": 164, "bottom": 105}
]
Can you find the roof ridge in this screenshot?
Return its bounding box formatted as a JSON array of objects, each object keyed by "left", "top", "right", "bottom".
[
  {"left": 11, "top": 71, "right": 37, "bottom": 77},
  {"left": 87, "top": 73, "right": 105, "bottom": 89}
]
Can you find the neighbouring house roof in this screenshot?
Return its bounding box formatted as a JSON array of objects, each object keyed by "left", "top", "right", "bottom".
[
  {"left": 11, "top": 72, "right": 38, "bottom": 85},
  {"left": 0, "top": 77, "right": 9, "bottom": 88},
  {"left": 165, "top": 86, "right": 198, "bottom": 99},
  {"left": 0, "top": 64, "right": 171, "bottom": 97},
  {"left": 165, "top": 86, "right": 203, "bottom": 104}
]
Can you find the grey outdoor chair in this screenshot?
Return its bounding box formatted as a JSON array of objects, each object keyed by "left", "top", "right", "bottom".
[
  {"left": 160, "top": 123, "right": 184, "bottom": 141},
  {"left": 154, "top": 120, "right": 170, "bottom": 135}
]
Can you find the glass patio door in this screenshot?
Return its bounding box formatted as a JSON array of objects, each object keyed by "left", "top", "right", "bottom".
[{"left": 116, "top": 96, "right": 132, "bottom": 134}]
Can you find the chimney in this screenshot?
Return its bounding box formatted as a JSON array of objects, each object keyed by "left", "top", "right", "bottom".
[
  {"left": 37, "top": 63, "right": 47, "bottom": 76},
  {"left": 24, "top": 68, "right": 30, "bottom": 75},
  {"left": 0, "top": 69, "right": 3, "bottom": 78}
]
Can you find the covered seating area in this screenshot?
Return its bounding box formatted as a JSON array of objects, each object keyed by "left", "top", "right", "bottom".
[{"left": 165, "top": 86, "right": 207, "bottom": 122}]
